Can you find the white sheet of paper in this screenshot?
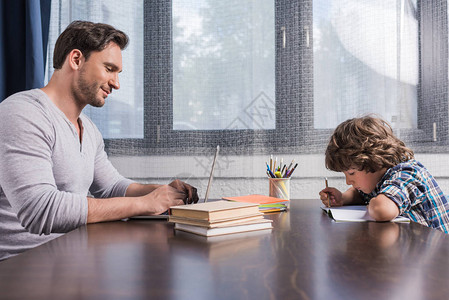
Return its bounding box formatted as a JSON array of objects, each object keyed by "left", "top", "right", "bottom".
[{"left": 321, "top": 205, "right": 410, "bottom": 223}]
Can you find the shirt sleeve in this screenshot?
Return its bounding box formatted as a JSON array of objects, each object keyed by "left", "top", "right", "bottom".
[
  {"left": 0, "top": 100, "right": 87, "bottom": 235},
  {"left": 377, "top": 169, "right": 426, "bottom": 215}
]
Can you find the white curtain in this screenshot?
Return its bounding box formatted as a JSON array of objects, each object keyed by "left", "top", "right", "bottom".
[
  {"left": 313, "top": 0, "right": 418, "bottom": 131},
  {"left": 172, "top": 0, "right": 275, "bottom": 130}
]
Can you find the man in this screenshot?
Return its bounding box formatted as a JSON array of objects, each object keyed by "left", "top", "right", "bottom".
[{"left": 0, "top": 21, "right": 198, "bottom": 260}]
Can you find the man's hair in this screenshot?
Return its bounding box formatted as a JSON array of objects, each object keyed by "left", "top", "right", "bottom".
[
  {"left": 325, "top": 115, "right": 414, "bottom": 173},
  {"left": 53, "top": 20, "right": 129, "bottom": 69}
]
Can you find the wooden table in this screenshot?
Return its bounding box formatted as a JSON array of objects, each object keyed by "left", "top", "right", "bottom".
[{"left": 1, "top": 199, "right": 448, "bottom": 300}]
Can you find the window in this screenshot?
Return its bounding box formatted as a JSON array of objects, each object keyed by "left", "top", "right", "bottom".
[
  {"left": 314, "top": 0, "right": 418, "bottom": 129},
  {"left": 173, "top": 0, "right": 275, "bottom": 131},
  {"left": 118, "top": 0, "right": 313, "bottom": 155},
  {"left": 313, "top": 0, "right": 448, "bottom": 150},
  {"left": 48, "top": 0, "right": 449, "bottom": 155}
]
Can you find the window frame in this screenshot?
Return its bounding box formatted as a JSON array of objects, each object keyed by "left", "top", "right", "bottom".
[
  {"left": 104, "top": 0, "right": 449, "bottom": 156},
  {"left": 417, "top": 0, "right": 449, "bottom": 149}
]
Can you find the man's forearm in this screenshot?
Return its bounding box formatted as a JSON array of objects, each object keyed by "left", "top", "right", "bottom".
[
  {"left": 86, "top": 196, "right": 144, "bottom": 223},
  {"left": 86, "top": 183, "right": 159, "bottom": 223},
  {"left": 87, "top": 183, "right": 187, "bottom": 223}
]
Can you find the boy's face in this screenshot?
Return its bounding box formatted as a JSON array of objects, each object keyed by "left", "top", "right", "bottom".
[{"left": 342, "top": 168, "right": 387, "bottom": 194}]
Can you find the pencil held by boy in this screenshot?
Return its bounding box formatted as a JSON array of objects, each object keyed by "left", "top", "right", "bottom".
[{"left": 319, "top": 116, "right": 449, "bottom": 233}]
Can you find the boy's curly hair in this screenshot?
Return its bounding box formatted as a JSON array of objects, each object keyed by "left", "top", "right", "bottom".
[{"left": 325, "top": 116, "right": 414, "bottom": 173}]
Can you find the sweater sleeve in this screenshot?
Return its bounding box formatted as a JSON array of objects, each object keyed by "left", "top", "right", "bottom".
[
  {"left": 88, "top": 124, "right": 134, "bottom": 199},
  {"left": 0, "top": 99, "right": 87, "bottom": 235}
]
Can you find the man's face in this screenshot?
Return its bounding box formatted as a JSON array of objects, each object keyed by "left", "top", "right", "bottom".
[
  {"left": 74, "top": 42, "right": 123, "bottom": 108},
  {"left": 342, "top": 168, "right": 387, "bottom": 194}
]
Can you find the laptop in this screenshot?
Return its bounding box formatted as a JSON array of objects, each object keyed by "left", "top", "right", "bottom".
[{"left": 130, "top": 145, "right": 220, "bottom": 220}]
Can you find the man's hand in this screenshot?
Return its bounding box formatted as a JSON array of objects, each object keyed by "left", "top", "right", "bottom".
[
  {"left": 168, "top": 179, "right": 199, "bottom": 204},
  {"left": 141, "top": 185, "right": 186, "bottom": 215}
]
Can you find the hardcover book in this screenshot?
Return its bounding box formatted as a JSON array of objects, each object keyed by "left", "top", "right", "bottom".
[{"left": 170, "top": 200, "right": 261, "bottom": 222}]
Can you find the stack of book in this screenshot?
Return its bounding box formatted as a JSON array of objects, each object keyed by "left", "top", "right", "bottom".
[
  {"left": 222, "top": 194, "right": 289, "bottom": 213},
  {"left": 169, "top": 200, "right": 273, "bottom": 237}
]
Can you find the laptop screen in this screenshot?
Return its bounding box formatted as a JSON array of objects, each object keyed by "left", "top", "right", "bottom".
[{"left": 203, "top": 145, "right": 220, "bottom": 203}]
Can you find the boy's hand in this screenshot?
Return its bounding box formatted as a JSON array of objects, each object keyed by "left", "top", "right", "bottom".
[{"left": 319, "top": 187, "right": 344, "bottom": 207}]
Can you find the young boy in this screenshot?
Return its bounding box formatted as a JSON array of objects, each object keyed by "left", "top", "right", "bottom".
[{"left": 319, "top": 116, "right": 449, "bottom": 233}]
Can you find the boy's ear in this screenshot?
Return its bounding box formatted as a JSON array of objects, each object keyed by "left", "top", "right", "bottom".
[{"left": 67, "top": 49, "right": 84, "bottom": 70}]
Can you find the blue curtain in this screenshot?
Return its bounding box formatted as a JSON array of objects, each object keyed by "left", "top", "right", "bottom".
[{"left": 0, "top": 0, "right": 51, "bottom": 102}]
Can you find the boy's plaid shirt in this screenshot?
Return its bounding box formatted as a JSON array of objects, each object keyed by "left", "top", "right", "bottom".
[{"left": 360, "top": 159, "right": 449, "bottom": 233}]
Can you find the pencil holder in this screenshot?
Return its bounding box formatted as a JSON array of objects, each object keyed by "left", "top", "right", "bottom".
[{"left": 269, "top": 178, "right": 290, "bottom": 200}]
